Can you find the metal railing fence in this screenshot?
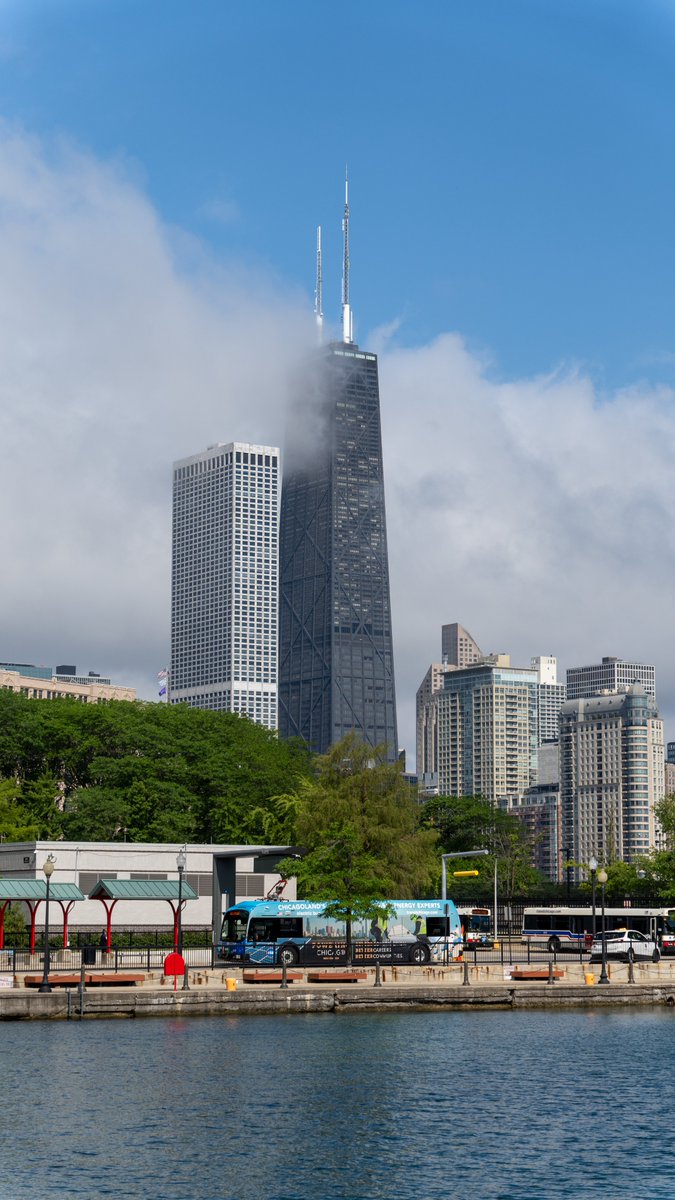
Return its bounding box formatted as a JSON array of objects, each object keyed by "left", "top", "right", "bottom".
[{"left": 1, "top": 944, "right": 216, "bottom": 974}]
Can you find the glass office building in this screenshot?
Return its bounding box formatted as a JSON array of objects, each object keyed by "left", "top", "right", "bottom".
[{"left": 279, "top": 342, "right": 398, "bottom": 758}]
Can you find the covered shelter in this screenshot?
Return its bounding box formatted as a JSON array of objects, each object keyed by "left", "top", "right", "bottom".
[
  {"left": 0, "top": 880, "right": 85, "bottom": 951},
  {"left": 88, "top": 878, "right": 198, "bottom": 951}
]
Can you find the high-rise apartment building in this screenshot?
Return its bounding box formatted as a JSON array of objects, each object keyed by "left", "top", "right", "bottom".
[
  {"left": 170, "top": 441, "right": 279, "bottom": 730},
  {"left": 531, "top": 656, "right": 566, "bottom": 744},
  {"left": 500, "top": 787, "right": 562, "bottom": 882},
  {"left": 279, "top": 185, "right": 397, "bottom": 758},
  {"left": 566, "top": 656, "right": 656, "bottom": 701},
  {"left": 416, "top": 624, "right": 483, "bottom": 782},
  {"left": 434, "top": 655, "right": 538, "bottom": 802},
  {"left": 559, "top": 684, "right": 664, "bottom": 872},
  {"left": 441, "top": 623, "right": 483, "bottom": 669}
]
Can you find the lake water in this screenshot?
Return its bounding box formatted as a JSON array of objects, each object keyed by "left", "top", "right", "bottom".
[{"left": 1, "top": 1009, "right": 674, "bottom": 1199}]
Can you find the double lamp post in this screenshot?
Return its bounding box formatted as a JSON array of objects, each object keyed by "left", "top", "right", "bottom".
[
  {"left": 176, "top": 846, "right": 189, "bottom": 992},
  {"left": 38, "top": 854, "right": 56, "bottom": 994},
  {"left": 588, "top": 855, "right": 609, "bottom": 985}
]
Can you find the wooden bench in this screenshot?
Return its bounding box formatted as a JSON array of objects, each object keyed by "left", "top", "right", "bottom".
[
  {"left": 242, "top": 970, "right": 303, "bottom": 984},
  {"left": 24, "top": 973, "right": 145, "bottom": 988},
  {"left": 306, "top": 971, "right": 368, "bottom": 983},
  {"left": 509, "top": 968, "right": 564, "bottom": 981}
]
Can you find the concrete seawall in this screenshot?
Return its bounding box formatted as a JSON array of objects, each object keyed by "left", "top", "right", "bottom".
[{"left": 3, "top": 960, "right": 675, "bottom": 1020}]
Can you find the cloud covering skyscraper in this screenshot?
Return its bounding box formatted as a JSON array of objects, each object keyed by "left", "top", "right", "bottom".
[{"left": 279, "top": 183, "right": 398, "bottom": 758}]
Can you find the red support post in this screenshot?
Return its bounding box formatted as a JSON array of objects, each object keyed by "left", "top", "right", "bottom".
[
  {"left": 0, "top": 899, "right": 9, "bottom": 950},
  {"left": 94, "top": 897, "right": 118, "bottom": 951},
  {"left": 56, "top": 899, "right": 76, "bottom": 949},
  {"left": 26, "top": 901, "right": 41, "bottom": 953}
]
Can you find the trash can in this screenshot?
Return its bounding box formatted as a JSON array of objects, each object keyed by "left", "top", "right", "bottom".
[{"left": 82, "top": 945, "right": 96, "bottom": 966}]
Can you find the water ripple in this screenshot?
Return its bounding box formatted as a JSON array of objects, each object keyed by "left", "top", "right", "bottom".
[{"left": 1, "top": 1009, "right": 674, "bottom": 1198}]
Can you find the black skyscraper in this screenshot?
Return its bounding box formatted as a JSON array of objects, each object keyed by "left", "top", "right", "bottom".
[{"left": 279, "top": 338, "right": 398, "bottom": 758}]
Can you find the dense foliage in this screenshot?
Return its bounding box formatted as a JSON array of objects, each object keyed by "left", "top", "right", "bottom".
[
  {"left": 0, "top": 690, "right": 311, "bottom": 843},
  {"left": 420, "top": 794, "right": 546, "bottom": 900},
  {"left": 278, "top": 735, "right": 439, "bottom": 942}
]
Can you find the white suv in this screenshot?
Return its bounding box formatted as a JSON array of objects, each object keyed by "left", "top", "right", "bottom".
[{"left": 589, "top": 928, "right": 660, "bottom": 964}]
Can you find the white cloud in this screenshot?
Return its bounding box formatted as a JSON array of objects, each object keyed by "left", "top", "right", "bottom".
[
  {"left": 2, "top": 122, "right": 674, "bottom": 767},
  {"left": 379, "top": 334, "right": 675, "bottom": 762},
  {"left": 0, "top": 123, "right": 311, "bottom": 691}
]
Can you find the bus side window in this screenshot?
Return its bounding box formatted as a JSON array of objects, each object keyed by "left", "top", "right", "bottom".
[
  {"left": 250, "top": 921, "right": 274, "bottom": 942},
  {"left": 426, "top": 918, "right": 447, "bottom": 937}
]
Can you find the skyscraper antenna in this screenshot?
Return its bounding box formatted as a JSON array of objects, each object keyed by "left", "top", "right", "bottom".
[
  {"left": 341, "top": 168, "right": 353, "bottom": 344},
  {"left": 315, "top": 225, "right": 324, "bottom": 340}
]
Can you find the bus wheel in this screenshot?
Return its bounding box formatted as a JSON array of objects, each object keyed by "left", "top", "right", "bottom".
[
  {"left": 653, "top": 948, "right": 661, "bottom": 964},
  {"left": 409, "top": 943, "right": 430, "bottom": 966},
  {"left": 278, "top": 944, "right": 299, "bottom": 966},
  {"left": 547, "top": 937, "right": 561, "bottom": 954}
]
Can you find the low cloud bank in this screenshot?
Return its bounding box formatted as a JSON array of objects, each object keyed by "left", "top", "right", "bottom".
[
  {"left": 380, "top": 336, "right": 675, "bottom": 760},
  {"left": 1, "top": 123, "right": 673, "bottom": 761}
]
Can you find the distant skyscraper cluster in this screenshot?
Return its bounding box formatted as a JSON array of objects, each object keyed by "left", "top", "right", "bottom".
[
  {"left": 416, "top": 629, "right": 664, "bottom": 880},
  {"left": 169, "top": 182, "right": 397, "bottom": 756},
  {"left": 165, "top": 181, "right": 669, "bottom": 883}
]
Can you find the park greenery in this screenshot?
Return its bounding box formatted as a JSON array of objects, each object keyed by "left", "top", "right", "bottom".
[
  {"left": 277, "top": 735, "right": 439, "bottom": 953},
  {"left": 0, "top": 689, "right": 311, "bottom": 845},
  {"left": 2, "top": 689, "right": 675, "bottom": 909}
]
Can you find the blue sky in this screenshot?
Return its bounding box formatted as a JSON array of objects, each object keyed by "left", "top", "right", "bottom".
[
  {"left": 2, "top": 0, "right": 675, "bottom": 761},
  {"left": 3, "top": 0, "right": 675, "bottom": 383}
]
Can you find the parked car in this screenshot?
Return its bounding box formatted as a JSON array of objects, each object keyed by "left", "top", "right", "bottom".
[
  {"left": 590, "top": 928, "right": 660, "bottom": 964},
  {"left": 661, "top": 932, "right": 675, "bottom": 956}
]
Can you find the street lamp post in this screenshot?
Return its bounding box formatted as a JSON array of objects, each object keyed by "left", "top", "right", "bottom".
[
  {"left": 38, "top": 854, "right": 56, "bottom": 994},
  {"left": 440, "top": 849, "right": 489, "bottom": 901},
  {"left": 588, "top": 855, "right": 598, "bottom": 938},
  {"left": 597, "top": 868, "right": 609, "bottom": 985},
  {"left": 440, "top": 849, "right": 490, "bottom": 961},
  {"left": 176, "top": 847, "right": 189, "bottom": 992}
]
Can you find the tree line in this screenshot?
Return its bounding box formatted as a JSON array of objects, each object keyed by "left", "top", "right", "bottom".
[
  {"left": 3, "top": 688, "right": 671, "bottom": 914},
  {"left": 0, "top": 690, "right": 542, "bottom": 907}
]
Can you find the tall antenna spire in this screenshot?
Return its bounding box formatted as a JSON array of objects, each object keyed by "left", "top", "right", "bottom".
[
  {"left": 341, "top": 168, "right": 353, "bottom": 344},
  {"left": 315, "top": 225, "right": 324, "bottom": 341}
]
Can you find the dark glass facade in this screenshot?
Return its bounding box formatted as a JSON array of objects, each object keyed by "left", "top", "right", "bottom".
[{"left": 279, "top": 341, "right": 398, "bottom": 759}]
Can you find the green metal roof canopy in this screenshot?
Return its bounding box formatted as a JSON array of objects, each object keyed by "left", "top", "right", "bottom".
[
  {"left": 88, "top": 879, "right": 197, "bottom": 901},
  {"left": 0, "top": 881, "right": 85, "bottom": 952},
  {"left": 0, "top": 881, "right": 84, "bottom": 901},
  {"left": 88, "top": 878, "right": 198, "bottom": 952}
]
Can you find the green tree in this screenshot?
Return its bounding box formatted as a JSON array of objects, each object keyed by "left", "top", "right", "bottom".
[
  {"left": 420, "top": 794, "right": 544, "bottom": 904},
  {"left": 0, "top": 690, "right": 313, "bottom": 843},
  {"left": 0, "top": 780, "right": 39, "bottom": 842},
  {"left": 654, "top": 794, "right": 675, "bottom": 849},
  {"left": 278, "top": 734, "right": 438, "bottom": 958}
]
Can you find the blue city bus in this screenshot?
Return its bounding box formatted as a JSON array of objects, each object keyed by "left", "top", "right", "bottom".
[{"left": 218, "top": 898, "right": 463, "bottom": 966}]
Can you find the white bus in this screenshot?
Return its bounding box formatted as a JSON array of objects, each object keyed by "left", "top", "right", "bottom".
[
  {"left": 522, "top": 906, "right": 675, "bottom": 953},
  {"left": 457, "top": 905, "right": 493, "bottom": 948}
]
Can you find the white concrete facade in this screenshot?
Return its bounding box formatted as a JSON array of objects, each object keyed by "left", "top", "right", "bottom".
[
  {"left": 0, "top": 669, "right": 135, "bottom": 703},
  {"left": 0, "top": 842, "right": 296, "bottom": 932},
  {"left": 170, "top": 441, "right": 280, "bottom": 730},
  {"left": 559, "top": 686, "right": 665, "bottom": 874}
]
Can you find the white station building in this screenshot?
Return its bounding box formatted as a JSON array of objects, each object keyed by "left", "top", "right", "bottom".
[{"left": 0, "top": 841, "right": 297, "bottom": 935}]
